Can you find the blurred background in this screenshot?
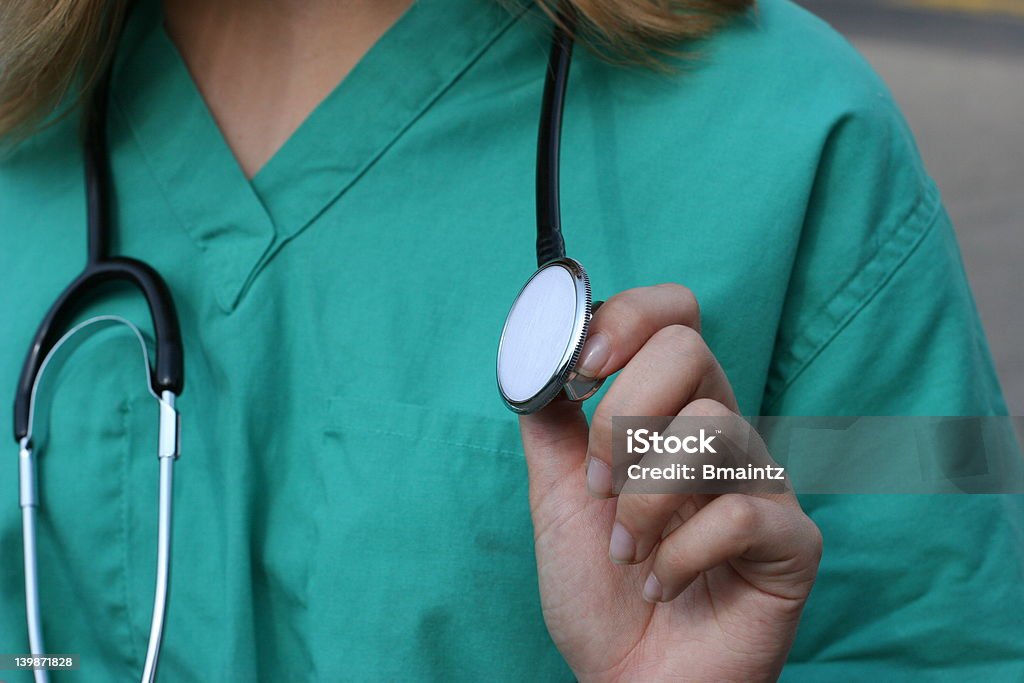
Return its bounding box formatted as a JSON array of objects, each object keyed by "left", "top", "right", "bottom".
[{"left": 794, "top": 0, "right": 1023, "bottom": 414}]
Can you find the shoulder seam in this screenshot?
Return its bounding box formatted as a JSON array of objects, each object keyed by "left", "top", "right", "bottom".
[{"left": 762, "top": 183, "right": 944, "bottom": 414}]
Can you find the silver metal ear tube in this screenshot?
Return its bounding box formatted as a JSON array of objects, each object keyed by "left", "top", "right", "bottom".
[
  {"left": 19, "top": 437, "right": 47, "bottom": 683},
  {"left": 18, "top": 316, "right": 180, "bottom": 683},
  {"left": 142, "top": 389, "right": 179, "bottom": 683}
]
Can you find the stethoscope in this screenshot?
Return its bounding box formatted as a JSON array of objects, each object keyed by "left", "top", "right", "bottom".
[
  {"left": 14, "top": 51, "right": 184, "bottom": 683},
  {"left": 14, "top": 13, "right": 597, "bottom": 683},
  {"left": 496, "top": 14, "right": 605, "bottom": 413}
]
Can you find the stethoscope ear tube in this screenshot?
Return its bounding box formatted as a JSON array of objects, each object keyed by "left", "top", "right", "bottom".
[
  {"left": 13, "top": 258, "right": 184, "bottom": 442},
  {"left": 17, "top": 316, "right": 180, "bottom": 683}
]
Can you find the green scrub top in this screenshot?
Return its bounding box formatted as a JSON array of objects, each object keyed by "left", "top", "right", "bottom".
[{"left": 1, "top": 0, "right": 1021, "bottom": 680}]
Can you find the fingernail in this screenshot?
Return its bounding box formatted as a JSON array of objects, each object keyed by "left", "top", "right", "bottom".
[
  {"left": 609, "top": 523, "right": 636, "bottom": 564},
  {"left": 576, "top": 333, "right": 610, "bottom": 378},
  {"left": 586, "top": 457, "right": 613, "bottom": 498},
  {"left": 642, "top": 573, "right": 663, "bottom": 603}
]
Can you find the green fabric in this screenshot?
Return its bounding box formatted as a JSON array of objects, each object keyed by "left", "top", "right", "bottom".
[{"left": 1, "top": 0, "right": 1020, "bottom": 680}]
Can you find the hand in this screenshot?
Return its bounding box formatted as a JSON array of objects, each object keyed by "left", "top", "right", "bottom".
[{"left": 520, "top": 284, "right": 822, "bottom": 682}]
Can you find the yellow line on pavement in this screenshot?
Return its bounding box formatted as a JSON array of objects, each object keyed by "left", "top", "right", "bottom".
[{"left": 903, "top": 0, "right": 1024, "bottom": 18}]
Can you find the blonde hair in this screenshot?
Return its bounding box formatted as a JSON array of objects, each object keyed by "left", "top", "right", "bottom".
[
  {"left": 0, "top": 0, "right": 127, "bottom": 138},
  {"left": 0, "top": 0, "right": 751, "bottom": 139}
]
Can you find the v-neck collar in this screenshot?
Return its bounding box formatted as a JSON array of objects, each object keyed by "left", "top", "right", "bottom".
[{"left": 112, "top": 0, "right": 524, "bottom": 312}]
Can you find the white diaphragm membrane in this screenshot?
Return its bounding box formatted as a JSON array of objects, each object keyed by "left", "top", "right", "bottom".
[{"left": 497, "top": 258, "right": 599, "bottom": 414}]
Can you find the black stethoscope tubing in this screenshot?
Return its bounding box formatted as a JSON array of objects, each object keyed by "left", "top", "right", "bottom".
[
  {"left": 536, "top": 14, "right": 574, "bottom": 267},
  {"left": 13, "top": 70, "right": 185, "bottom": 443}
]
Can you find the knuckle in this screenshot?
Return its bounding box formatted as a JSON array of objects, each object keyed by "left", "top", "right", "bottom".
[
  {"left": 718, "top": 494, "right": 760, "bottom": 533},
  {"left": 654, "top": 281, "right": 692, "bottom": 297},
  {"left": 618, "top": 492, "right": 666, "bottom": 526},
  {"left": 684, "top": 397, "right": 732, "bottom": 418},
  {"left": 595, "top": 293, "right": 644, "bottom": 339},
  {"left": 600, "top": 289, "right": 642, "bottom": 318},
  {"left": 654, "top": 281, "right": 696, "bottom": 303},
  {"left": 655, "top": 282, "right": 701, "bottom": 328},
  {"left": 652, "top": 323, "right": 704, "bottom": 354},
  {"left": 655, "top": 544, "right": 688, "bottom": 577},
  {"left": 657, "top": 531, "right": 690, "bottom": 571}
]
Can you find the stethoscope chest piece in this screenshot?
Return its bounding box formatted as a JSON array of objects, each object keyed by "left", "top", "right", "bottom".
[{"left": 497, "top": 257, "right": 603, "bottom": 414}]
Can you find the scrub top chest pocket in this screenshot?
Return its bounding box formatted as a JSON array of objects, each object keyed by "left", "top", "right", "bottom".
[{"left": 308, "top": 397, "right": 572, "bottom": 681}]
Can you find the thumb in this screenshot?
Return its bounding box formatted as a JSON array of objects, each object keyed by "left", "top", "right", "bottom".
[{"left": 518, "top": 398, "right": 591, "bottom": 512}]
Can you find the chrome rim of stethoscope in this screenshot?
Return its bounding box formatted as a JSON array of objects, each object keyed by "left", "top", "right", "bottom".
[
  {"left": 19, "top": 315, "right": 180, "bottom": 683},
  {"left": 497, "top": 257, "right": 603, "bottom": 413}
]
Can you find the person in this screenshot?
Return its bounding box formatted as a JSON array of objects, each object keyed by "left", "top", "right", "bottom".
[{"left": 0, "top": 0, "right": 1020, "bottom": 680}]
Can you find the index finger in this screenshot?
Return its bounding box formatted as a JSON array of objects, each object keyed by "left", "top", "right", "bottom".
[{"left": 574, "top": 283, "right": 701, "bottom": 381}]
